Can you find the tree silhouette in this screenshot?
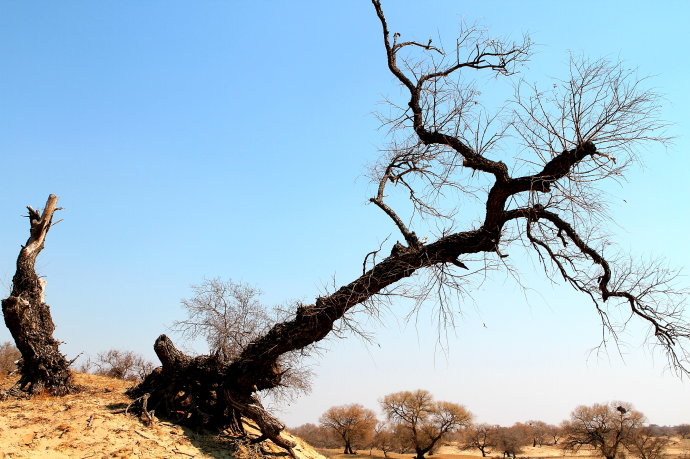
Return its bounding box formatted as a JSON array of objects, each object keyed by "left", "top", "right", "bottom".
[{"left": 128, "top": 0, "right": 689, "bottom": 454}]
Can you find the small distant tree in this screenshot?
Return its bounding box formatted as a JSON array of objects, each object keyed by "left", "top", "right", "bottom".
[
  {"left": 172, "top": 278, "right": 312, "bottom": 398},
  {"left": 0, "top": 341, "right": 21, "bottom": 375},
  {"left": 91, "top": 349, "right": 155, "bottom": 382},
  {"left": 463, "top": 423, "right": 497, "bottom": 457},
  {"left": 173, "top": 278, "right": 270, "bottom": 362},
  {"left": 626, "top": 427, "right": 671, "bottom": 459},
  {"left": 320, "top": 403, "right": 377, "bottom": 454},
  {"left": 380, "top": 389, "right": 472, "bottom": 459},
  {"left": 546, "top": 423, "right": 563, "bottom": 445},
  {"left": 676, "top": 424, "right": 690, "bottom": 439},
  {"left": 494, "top": 425, "right": 530, "bottom": 459},
  {"left": 562, "top": 402, "right": 645, "bottom": 459},
  {"left": 527, "top": 420, "right": 549, "bottom": 447},
  {"left": 372, "top": 422, "right": 398, "bottom": 457}
]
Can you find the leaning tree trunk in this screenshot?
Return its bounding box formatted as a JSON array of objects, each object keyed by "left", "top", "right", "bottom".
[
  {"left": 123, "top": 8, "right": 674, "bottom": 454},
  {"left": 1, "top": 194, "right": 77, "bottom": 396},
  {"left": 127, "top": 230, "right": 493, "bottom": 454}
]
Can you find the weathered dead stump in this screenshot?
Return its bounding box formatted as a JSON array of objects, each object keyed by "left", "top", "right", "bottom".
[
  {"left": 127, "top": 335, "right": 296, "bottom": 456},
  {"left": 1, "top": 194, "right": 77, "bottom": 396}
]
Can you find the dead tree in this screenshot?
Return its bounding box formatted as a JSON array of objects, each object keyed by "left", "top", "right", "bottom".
[
  {"left": 1, "top": 194, "right": 77, "bottom": 396},
  {"left": 130, "top": 0, "right": 689, "bottom": 453}
]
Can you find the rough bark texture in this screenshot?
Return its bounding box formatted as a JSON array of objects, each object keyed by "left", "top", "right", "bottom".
[
  {"left": 127, "top": 334, "right": 296, "bottom": 455},
  {"left": 1, "top": 194, "right": 77, "bottom": 396}
]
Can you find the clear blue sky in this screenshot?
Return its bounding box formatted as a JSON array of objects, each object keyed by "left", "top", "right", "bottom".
[{"left": 1, "top": 1, "right": 689, "bottom": 428}]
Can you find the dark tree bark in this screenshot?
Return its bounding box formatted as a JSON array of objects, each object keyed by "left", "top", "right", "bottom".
[
  {"left": 127, "top": 335, "right": 296, "bottom": 454},
  {"left": 129, "top": 0, "right": 688, "bottom": 454},
  {"left": 1, "top": 194, "right": 77, "bottom": 396}
]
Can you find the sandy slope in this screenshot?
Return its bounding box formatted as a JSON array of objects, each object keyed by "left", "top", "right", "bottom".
[{"left": 0, "top": 372, "right": 324, "bottom": 459}]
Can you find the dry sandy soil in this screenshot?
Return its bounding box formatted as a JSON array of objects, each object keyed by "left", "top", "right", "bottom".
[
  {"left": 0, "top": 372, "right": 325, "bottom": 459},
  {"left": 2, "top": 372, "right": 688, "bottom": 459}
]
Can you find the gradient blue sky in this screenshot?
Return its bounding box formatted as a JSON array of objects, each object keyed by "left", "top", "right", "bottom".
[{"left": 1, "top": 1, "right": 689, "bottom": 428}]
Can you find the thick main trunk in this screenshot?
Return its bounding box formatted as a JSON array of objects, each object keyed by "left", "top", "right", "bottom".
[
  {"left": 226, "top": 228, "right": 495, "bottom": 394},
  {"left": 130, "top": 230, "right": 497, "bottom": 452},
  {"left": 1, "top": 195, "right": 76, "bottom": 396}
]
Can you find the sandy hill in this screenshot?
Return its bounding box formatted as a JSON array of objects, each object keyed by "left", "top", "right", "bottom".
[{"left": 0, "top": 372, "right": 324, "bottom": 459}]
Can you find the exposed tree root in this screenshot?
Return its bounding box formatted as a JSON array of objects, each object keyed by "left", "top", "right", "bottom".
[{"left": 127, "top": 335, "right": 296, "bottom": 457}]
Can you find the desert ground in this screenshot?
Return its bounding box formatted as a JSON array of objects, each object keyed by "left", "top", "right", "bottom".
[
  {"left": 0, "top": 372, "right": 324, "bottom": 459},
  {"left": 1, "top": 372, "right": 687, "bottom": 459},
  {"left": 317, "top": 437, "right": 690, "bottom": 459}
]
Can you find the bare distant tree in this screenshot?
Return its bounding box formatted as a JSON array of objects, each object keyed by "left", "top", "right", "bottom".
[
  {"left": 1, "top": 195, "right": 77, "bottom": 396},
  {"left": 494, "top": 425, "right": 530, "bottom": 459},
  {"left": 526, "top": 420, "right": 549, "bottom": 447},
  {"left": 462, "top": 423, "right": 497, "bottom": 457},
  {"left": 380, "top": 389, "right": 472, "bottom": 459},
  {"left": 626, "top": 427, "right": 671, "bottom": 459},
  {"left": 90, "top": 349, "right": 155, "bottom": 382},
  {"left": 546, "top": 423, "right": 563, "bottom": 445},
  {"left": 0, "top": 341, "right": 21, "bottom": 375},
  {"left": 676, "top": 424, "right": 690, "bottom": 439},
  {"left": 320, "top": 404, "right": 377, "bottom": 454},
  {"left": 171, "top": 278, "right": 312, "bottom": 399},
  {"left": 371, "top": 422, "right": 398, "bottom": 457},
  {"left": 562, "top": 401, "right": 645, "bottom": 459},
  {"left": 128, "top": 1, "right": 689, "bottom": 454},
  {"left": 173, "top": 278, "right": 270, "bottom": 363}
]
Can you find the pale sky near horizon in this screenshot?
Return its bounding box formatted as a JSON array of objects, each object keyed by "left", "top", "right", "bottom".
[{"left": 1, "top": 1, "right": 689, "bottom": 429}]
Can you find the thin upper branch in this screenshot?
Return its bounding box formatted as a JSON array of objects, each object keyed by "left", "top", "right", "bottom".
[
  {"left": 503, "top": 205, "right": 689, "bottom": 373},
  {"left": 24, "top": 194, "right": 59, "bottom": 256},
  {"left": 371, "top": 0, "right": 520, "bottom": 182}
]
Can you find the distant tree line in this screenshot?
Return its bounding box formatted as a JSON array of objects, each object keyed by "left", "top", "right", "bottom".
[{"left": 290, "top": 392, "right": 689, "bottom": 459}]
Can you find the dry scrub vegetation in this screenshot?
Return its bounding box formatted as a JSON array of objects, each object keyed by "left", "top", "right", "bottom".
[{"left": 0, "top": 372, "right": 325, "bottom": 459}]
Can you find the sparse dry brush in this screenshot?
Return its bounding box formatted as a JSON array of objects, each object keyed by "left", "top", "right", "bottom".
[{"left": 85, "top": 349, "right": 155, "bottom": 382}]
